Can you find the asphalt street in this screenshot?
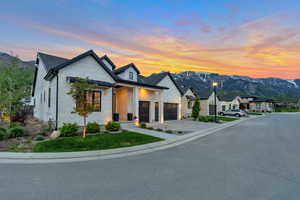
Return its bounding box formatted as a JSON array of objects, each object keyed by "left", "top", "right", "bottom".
[{"left": 1, "top": 113, "right": 300, "bottom": 200}]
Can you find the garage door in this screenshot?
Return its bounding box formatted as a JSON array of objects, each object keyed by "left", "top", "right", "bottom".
[
  {"left": 209, "top": 105, "right": 216, "bottom": 116},
  {"left": 164, "top": 103, "right": 178, "bottom": 120},
  {"left": 139, "top": 101, "right": 150, "bottom": 122}
]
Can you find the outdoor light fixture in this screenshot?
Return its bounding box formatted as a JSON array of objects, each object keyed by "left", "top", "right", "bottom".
[{"left": 212, "top": 81, "right": 218, "bottom": 123}]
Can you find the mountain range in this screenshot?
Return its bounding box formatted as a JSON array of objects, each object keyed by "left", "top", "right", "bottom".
[{"left": 1, "top": 51, "right": 300, "bottom": 98}]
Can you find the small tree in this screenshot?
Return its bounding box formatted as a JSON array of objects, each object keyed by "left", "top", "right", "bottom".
[
  {"left": 0, "top": 55, "right": 33, "bottom": 124},
  {"left": 67, "top": 78, "right": 97, "bottom": 138},
  {"left": 191, "top": 97, "right": 200, "bottom": 120}
]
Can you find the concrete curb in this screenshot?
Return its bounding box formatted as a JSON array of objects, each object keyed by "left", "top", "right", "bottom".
[{"left": 0, "top": 115, "right": 262, "bottom": 164}]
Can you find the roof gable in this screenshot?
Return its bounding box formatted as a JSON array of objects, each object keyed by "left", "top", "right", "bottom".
[
  {"left": 100, "top": 55, "right": 117, "bottom": 70},
  {"left": 37, "top": 52, "right": 69, "bottom": 72},
  {"left": 114, "top": 63, "right": 140, "bottom": 75},
  {"left": 44, "top": 50, "right": 119, "bottom": 81}
]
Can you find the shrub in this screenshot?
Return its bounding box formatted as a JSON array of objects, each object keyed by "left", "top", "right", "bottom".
[
  {"left": 59, "top": 123, "right": 79, "bottom": 137},
  {"left": 155, "top": 128, "right": 163, "bottom": 132},
  {"left": 0, "top": 127, "right": 6, "bottom": 140},
  {"left": 139, "top": 122, "right": 147, "bottom": 129},
  {"left": 192, "top": 97, "right": 201, "bottom": 120},
  {"left": 35, "top": 135, "right": 45, "bottom": 141},
  {"left": 166, "top": 130, "right": 173, "bottom": 134},
  {"left": 39, "top": 124, "right": 52, "bottom": 136},
  {"left": 87, "top": 122, "right": 100, "bottom": 133},
  {"left": 105, "top": 121, "right": 121, "bottom": 132},
  {"left": 8, "top": 126, "right": 25, "bottom": 138}
]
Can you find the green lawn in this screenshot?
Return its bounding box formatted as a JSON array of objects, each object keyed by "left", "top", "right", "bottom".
[
  {"left": 33, "top": 131, "right": 163, "bottom": 152},
  {"left": 198, "top": 116, "right": 239, "bottom": 123}
]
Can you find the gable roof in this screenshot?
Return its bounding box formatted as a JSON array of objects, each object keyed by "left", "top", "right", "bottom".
[
  {"left": 198, "top": 90, "right": 215, "bottom": 100},
  {"left": 100, "top": 55, "right": 117, "bottom": 70},
  {"left": 114, "top": 63, "right": 140, "bottom": 75},
  {"left": 144, "top": 72, "right": 184, "bottom": 95},
  {"left": 44, "top": 50, "right": 119, "bottom": 81},
  {"left": 37, "top": 52, "right": 69, "bottom": 72},
  {"left": 219, "top": 96, "right": 237, "bottom": 102}
]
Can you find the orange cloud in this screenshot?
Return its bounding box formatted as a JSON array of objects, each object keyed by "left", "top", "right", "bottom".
[{"left": 2, "top": 12, "right": 300, "bottom": 79}]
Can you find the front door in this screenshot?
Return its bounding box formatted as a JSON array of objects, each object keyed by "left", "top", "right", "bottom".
[{"left": 139, "top": 101, "right": 150, "bottom": 122}]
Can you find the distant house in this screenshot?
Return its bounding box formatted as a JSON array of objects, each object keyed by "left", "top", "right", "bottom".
[
  {"left": 219, "top": 96, "right": 241, "bottom": 111},
  {"left": 198, "top": 91, "right": 221, "bottom": 116},
  {"left": 239, "top": 96, "right": 257, "bottom": 111},
  {"left": 32, "top": 50, "right": 184, "bottom": 129},
  {"left": 179, "top": 87, "right": 197, "bottom": 118},
  {"left": 249, "top": 98, "right": 274, "bottom": 112}
]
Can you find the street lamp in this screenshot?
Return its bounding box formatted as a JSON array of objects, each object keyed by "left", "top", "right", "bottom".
[{"left": 212, "top": 81, "right": 218, "bottom": 123}]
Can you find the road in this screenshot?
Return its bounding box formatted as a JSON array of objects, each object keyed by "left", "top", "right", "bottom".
[{"left": 1, "top": 113, "right": 300, "bottom": 200}]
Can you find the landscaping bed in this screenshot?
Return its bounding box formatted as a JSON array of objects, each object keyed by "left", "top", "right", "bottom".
[{"left": 33, "top": 131, "right": 163, "bottom": 152}]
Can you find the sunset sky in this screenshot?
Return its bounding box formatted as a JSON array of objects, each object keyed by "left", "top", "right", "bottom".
[{"left": 0, "top": 0, "right": 299, "bottom": 79}]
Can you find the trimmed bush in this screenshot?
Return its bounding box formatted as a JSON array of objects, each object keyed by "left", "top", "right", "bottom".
[
  {"left": 87, "top": 122, "right": 100, "bottom": 133},
  {"left": 166, "top": 130, "right": 173, "bottom": 134},
  {"left": 105, "top": 121, "right": 121, "bottom": 132},
  {"left": 139, "top": 122, "right": 146, "bottom": 129},
  {"left": 59, "top": 123, "right": 79, "bottom": 137},
  {"left": 192, "top": 97, "right": 201, "bottom": 120},
  {"left": 8, "top": 126, "right": 25, "bottom": 138},
  {"left": 35, "top": 135, "right": 45, "bottom": 141},
  {"left": 0, "top": 127, "right": 7, "bottom": 141}
]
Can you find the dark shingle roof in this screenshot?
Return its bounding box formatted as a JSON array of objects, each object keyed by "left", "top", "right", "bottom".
[
  {"left": 250, "top": 98, "right": 273, "bottom": 103},
  {"left": 38, "top": 52, "right": 69, "bottom": 71},
  {"left": 67, "top": 76, "right": 114, "bottom": 88},
  {"left": 219, "top": 96, "right": 236, "bottom": 102},
  {"left": 145, "top": 72, "right": 184, "bottom": 95},
  {"left": 198, "top": 90, "right": 213, "bottom": 100},
  {"left": 113, "top": 63, "right": 140, "bottom": 75}
]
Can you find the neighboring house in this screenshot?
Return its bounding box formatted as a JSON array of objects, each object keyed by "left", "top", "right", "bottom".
[
  {"left": 249, "top": 98, "right": 274, "bottom": 112},
  {"left": 179, "top": 87, "right": 197, "bottom": 118},
  {"left": 32, "top": 50, "right": 183, "bottom": 129},
  {"left": 219, "top": 96, "right": 241, "bottom": 111},
  {"left": 239, "top": 96, "right": 257, "bottom": 111},
  {"left": 198, "top": 91, "right": 221, "bottom": 116}
]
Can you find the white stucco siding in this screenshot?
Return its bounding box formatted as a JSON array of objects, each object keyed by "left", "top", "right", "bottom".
[
  {"left": 181, "top": 89, "right": 196, "bottom": 118},
  {"left": 117, "top": 67, "right": 138, "bottom": 81},
  {"left": 57, "top": 56, "right": 115, "bottom": 127},
  {"left": 33, "top": 58, "right": 50, "bottom": 121},
  {"left": 101, "top": 59, "right": 113, "bottom": 71},
  {"left": 157, "top": 76, "right": 182, "bottom": 119}
]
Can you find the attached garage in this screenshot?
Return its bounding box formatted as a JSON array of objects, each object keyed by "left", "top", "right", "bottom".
[
  {"left": 139, "top": 101, "right": 150, "bottom": 122},
  {"left": 164, "top": 103, "right": 178, "bottom": 120}
]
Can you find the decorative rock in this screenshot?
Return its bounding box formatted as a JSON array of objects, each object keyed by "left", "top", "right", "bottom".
[{"left": 50, "top": 130, "right": 60, "bottom": 139}]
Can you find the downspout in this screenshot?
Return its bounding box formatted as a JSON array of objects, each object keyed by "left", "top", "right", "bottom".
[{"left": 55, "top": 74, "right": 59, "bottom": 130}]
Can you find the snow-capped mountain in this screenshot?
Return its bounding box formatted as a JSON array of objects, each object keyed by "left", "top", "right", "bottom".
[{"left": 173, "top": 71, "right": 300, "bottom": 97}]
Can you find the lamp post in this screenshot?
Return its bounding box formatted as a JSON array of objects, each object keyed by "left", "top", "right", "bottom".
[{"left": 212, "top": 81, "right": 218, "bottom": 123}]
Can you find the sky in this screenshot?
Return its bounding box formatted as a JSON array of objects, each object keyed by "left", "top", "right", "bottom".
[{"left": 0, "top": 0, "right": 300, "bottom": 79}]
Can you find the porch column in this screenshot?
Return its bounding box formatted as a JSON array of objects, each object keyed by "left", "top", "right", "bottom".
[
  {"left": 159, "top": 90, "right": 164, "bottom": 123},
  {"left": 150, "top": 101, "right": 155, "bottom": 122},
  {"left": 178, "top": 96, "right": 182, "bottom": 120},
  {"left": 133, "top": 87, "right": 139, "bottom": 120}
]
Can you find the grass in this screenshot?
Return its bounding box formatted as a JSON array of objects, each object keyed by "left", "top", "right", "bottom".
[
  {"left": 275, "top": 108, "right": 299, "bottom": 112},
  {"left": 33, "top": 131, "right": 163, "bottom": 152},
  {"left": 198, "top": 116, "right": 239, "bottom": 123}
]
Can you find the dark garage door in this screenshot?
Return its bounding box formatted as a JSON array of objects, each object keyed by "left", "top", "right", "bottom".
[
  {"left": 139, "top": 101, "right": 150, "bottom": 122},
  {"left": 164, "top": 103, "right": 178, "bottom": 120},
  {"left": 209, "top": 105, "right": 216, "bottom": 116}
]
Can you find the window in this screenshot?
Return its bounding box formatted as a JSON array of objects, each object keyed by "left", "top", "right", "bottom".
[
  {"left": 129, "top": 72, "right": 134, "bottom": 80},
  {"left": 77, "top": 90, "right": 101, "bottom": 112},
  {"left": 188, "top": 101, "right": 192, "bottom": 109},
  {"left": 222, "top": 105, "right": 226, "bottom": 111},
  {"left": 48, "top": 88, "right": 51, "bottom": 108}
]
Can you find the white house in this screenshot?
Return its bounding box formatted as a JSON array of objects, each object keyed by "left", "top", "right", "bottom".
[
  {"left": 199, "top": 91, "right": 221, "bottom": 116},
  {"left": 32, "top": 50, "right": 183, "bottom": 129},
  {"left": 219, "top": 96, "right": 241, "bottom": 111},
  {"left": 179, "top": 87, "right": 197, "bottom": 118}
]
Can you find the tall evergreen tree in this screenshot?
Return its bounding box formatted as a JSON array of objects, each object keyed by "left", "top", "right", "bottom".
[{"left": 191, "top": 97, "right": 200, "bottom": 120}]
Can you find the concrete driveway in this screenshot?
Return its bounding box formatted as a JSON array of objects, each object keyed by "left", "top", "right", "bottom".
[
  {"left": 148, "top": 119, "right": 221, "bottom": 132},
  {"left": 1, "top": 113, "right": 300, "bottom": 200}
]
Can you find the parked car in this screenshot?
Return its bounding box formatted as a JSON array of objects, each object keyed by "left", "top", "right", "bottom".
[{"left": 219, "top": 109, "right": 247, "bottom": 117}]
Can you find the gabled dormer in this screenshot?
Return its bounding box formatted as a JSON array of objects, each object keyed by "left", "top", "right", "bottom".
[{"left": 114, "top": 63, "right": 140, "bottom": 81}]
